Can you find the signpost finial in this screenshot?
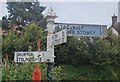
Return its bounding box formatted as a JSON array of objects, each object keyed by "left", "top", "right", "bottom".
[{"left": 45, "top": 7, "right": 57, "bottom": 19}]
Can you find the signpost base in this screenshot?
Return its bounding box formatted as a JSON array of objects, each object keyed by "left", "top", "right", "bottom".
[{"left": 47, "top": 63, "right": 54, "bottom": 82}]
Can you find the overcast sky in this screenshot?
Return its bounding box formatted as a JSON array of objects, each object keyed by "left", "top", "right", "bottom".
[{"left": 0, "top": 0, "right": 119, "bottom": 27}]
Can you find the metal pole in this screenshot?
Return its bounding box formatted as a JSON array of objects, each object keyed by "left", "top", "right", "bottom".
[
  {"left": 45, "top": 7, "right": 57, "bottom": 81},
  {"left": 47, "top": 63, "right": 54, "bottom": 81}
]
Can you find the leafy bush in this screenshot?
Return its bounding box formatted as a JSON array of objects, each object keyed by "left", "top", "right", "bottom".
[
  {"left": 2, "top": 23, "right": 47, "bottom": 59},
  {"left": 2, "top": 61, "right": 47, "bottom": 80},
  {"left": 55, "top": 31, "right": 120, "bottom": 67},
  {"left": 53, "top": 65, "right": 120, "bottom": 80}
]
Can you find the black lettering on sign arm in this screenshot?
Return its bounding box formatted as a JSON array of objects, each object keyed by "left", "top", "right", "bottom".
[
  {"left": 77, "top": 30, "right": 80, "bottom": 35},
  {"left": 19, "top": 58, "right": 24, "bottom": 62},
  {"left": 93, "top": 31, "right": 96, "bottom": 35},
  {"left": 30, "top": 56, "right": 34, "bottom": 62},
  {"left": 16, "top": 58, "right": 19, "bottom": 62},
  {"left": 25, "top": 58, "right": 28, "bottom": 62},
  {"left": 72, "top": 30, "right": 75, "bottom": 34},
  {"left": 16, "top": 53, "right": 20, "bottom": 62},
  {"left": 62, "top": 31, "right": 64, "bottom": 42},
  {"left": 17, "top": 53, "right": 21, "bottom": 56},
  {"left": 39, "top": 57, "right": 41, "bottom": 62}
]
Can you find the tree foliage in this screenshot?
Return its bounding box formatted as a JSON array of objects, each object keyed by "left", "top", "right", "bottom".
[
  {"left": 5, "top": 1, "right": 46, "bottom": 29},
  {"left": 1, "top": 16, "right": 9, "bottom": 30},
  {"left": 53, "top": 65, "right": 120, "bottom": 80},
  {"left": 2, "top": 22, "right": 120, "bottom": 80},
  {"left": 55, "top": 30, "right": 120, "bottom": 67},
  {"left": 2, "top": 23, "right": 47, "bottom": 59},
  {"left": 2, "top": 62, "right": 47, "bottom": 80}
]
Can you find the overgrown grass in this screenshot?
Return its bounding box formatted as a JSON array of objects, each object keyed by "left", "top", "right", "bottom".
[
  {"left": 0, "top": 57, "right": 2, "bottom": 81},
  {"left": 0, "top": 67, "right": 2, "bottom": 81},
  {"left": 2, "top": 61, "right": 47, "bottom": 81},
  {"left": 2, "top": 61, "right": 120, "bottom": 81}
]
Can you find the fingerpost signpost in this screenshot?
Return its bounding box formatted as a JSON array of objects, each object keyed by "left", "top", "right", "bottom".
[
  {"left": 14, "top": 7, "right": 107, "bottom": 81},
  {"left": 44, "top": 7, "right": 107, "bottom": 81}
]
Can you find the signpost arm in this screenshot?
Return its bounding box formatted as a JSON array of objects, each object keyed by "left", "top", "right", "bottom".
[{"left": 45, "top": 7, "right": 57, "bottom": 81}]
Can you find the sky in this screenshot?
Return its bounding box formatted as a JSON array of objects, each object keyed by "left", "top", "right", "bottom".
[{"left": 0, "top": 0, "right": 119, "bottom": 27}]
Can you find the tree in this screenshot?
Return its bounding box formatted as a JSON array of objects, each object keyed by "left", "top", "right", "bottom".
[
  {"left": 6, "top": 0, "right": 46, "bottom": 29},
  {"left": 55, "top": 37, "right": 92, "bottom": 66},
  {"left": 55, "top": 30, "right": 120, "bottom": 67},
  {"left": 1, "top": 16, "right": 9, "bottom": 30},
  {"left": 2, "top": 23, "right": 47, "bottom": 59}
]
